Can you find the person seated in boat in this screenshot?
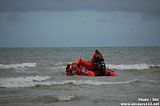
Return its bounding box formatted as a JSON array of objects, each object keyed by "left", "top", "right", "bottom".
[
  {"left": 77, "top": 64, "right": 88, "bottom": 75},
  {"left": 66, "top": 64, "right": 74, "bottom": 76},
  {"left": 66, "top": 63, "right": 80, "bottom": 76},
  {"left": 91, "top": 49, "right": 106, "bottom": 75},
  {"left": 74, "top": 64, "right": 81, "bottom": 75}
]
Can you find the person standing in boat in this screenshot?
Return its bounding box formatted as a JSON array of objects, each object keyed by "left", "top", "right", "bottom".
[
  {"left": 92, "top": 49, "right": 104, "bottom": 63},
  {"left": 91, "top": 49, "right": 106, "bottom": 75}
]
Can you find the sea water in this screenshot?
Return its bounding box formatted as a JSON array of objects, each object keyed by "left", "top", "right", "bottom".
[{"left": 0, "top": 47, "right": 160, "bottom": 106}]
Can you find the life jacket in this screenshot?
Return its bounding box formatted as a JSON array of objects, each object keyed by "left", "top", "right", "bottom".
[
  {"left": 75, "top": 66, "right": 83, "bottom": 76},
  {"left": 66, "top": 64, "right": 78, "bottom": 76},
  {"left": 92, "top": 52, "right": 104, "bottom": 63},
  {"left": 66, "top": 65, "right": 72, "bottom": 76},
  {"left": 71, "top": 63, "right": 77, "bottom": 70}
]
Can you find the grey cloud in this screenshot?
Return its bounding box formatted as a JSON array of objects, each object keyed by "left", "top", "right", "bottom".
[
  {"left": 0, "top": 0, "right": 160, "bottom": 15},
  {"left": 7, "top": 12, "right": 23, "bottom": 22},
  {"left": 96, "top": 18, "right": 113, "bottom": 23},
  {"left": 140, "top": 14, "right": 160, "bottom": 21}
]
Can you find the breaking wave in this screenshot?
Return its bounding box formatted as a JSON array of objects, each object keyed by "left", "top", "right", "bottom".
[
  {"left": 0, "top": 76, "right": 50, "bottom": 88},
  {"left": 37, "top": 95, "right": 77, "bottom": 103},
  {"left": 0, "top": 77, "right": 142, "bottom": 88},
  {"left": 37, "top": 79, "right": 140, "bottom": 86},
  {"left": 107, "top": 63, "right": 160, "bottom": 70},
  {"left": 0, "top": 63, "right": 37, "bottom": 69}
]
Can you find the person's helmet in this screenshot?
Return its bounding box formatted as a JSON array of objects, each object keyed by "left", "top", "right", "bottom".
[{"left": 95, "top": 49, "right": 99, "bottom": 53}]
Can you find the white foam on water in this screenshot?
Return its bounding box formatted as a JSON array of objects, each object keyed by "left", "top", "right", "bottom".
[
  {"left": 33, "top": 79, "right": 140, "bottom": 88},
  {"left": 0, "top": 76, "right": 50, "bottom": 88},
  {"left": 0, "top": 78, "right": 139, "bottom": 88},
  {"left": 1, "top": 77, "right": 156, "bottom": 88},
  {"left": 107, "top": 63, "right": 160, "bottom": 70},
  {"left": 56, "top": 66, "right": 66, "bottom": 69},
  {"left": 0, "top": 63, "right": 37, "bottom": 69},
  {"left": 54, "top": 62, "right": 64, "bottom": 66},
  {"left": 57, "top": 96, "right": 75, "bottom": 101},
  {"left": 0, "top": 76, "right": 139, "bottom": 88},
  {"left": 46, "top": 79, "right": 139, "bottom": 86}
]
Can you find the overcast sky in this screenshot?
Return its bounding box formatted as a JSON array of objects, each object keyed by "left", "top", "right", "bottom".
[{"left": 0, "top": 0, "right": 160, "bottom": 47}]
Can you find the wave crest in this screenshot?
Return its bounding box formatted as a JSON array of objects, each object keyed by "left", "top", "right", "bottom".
[
  {"left": 0, "top": 63, "right": 37, "bottom": 69},
  {"left": 37, "top": 95, "right": 77, "bottom": 103},
  {"left": 107, "top": 63, "right": 160, "bottom": 70},
  {"left": 0, "top": 76, "right": 50, "bottom": 88},
  {"left": 0, "top": 77, "right": 140, "bottom": 88}
]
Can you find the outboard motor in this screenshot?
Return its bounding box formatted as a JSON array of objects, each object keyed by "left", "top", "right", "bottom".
[{"left": 98, "top": 61, "right": 106, "bottom": 76}]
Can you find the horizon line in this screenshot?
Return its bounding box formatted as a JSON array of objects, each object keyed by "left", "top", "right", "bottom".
[{"left": 0, "top": 45, "right": 159, "bottom": 48}]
